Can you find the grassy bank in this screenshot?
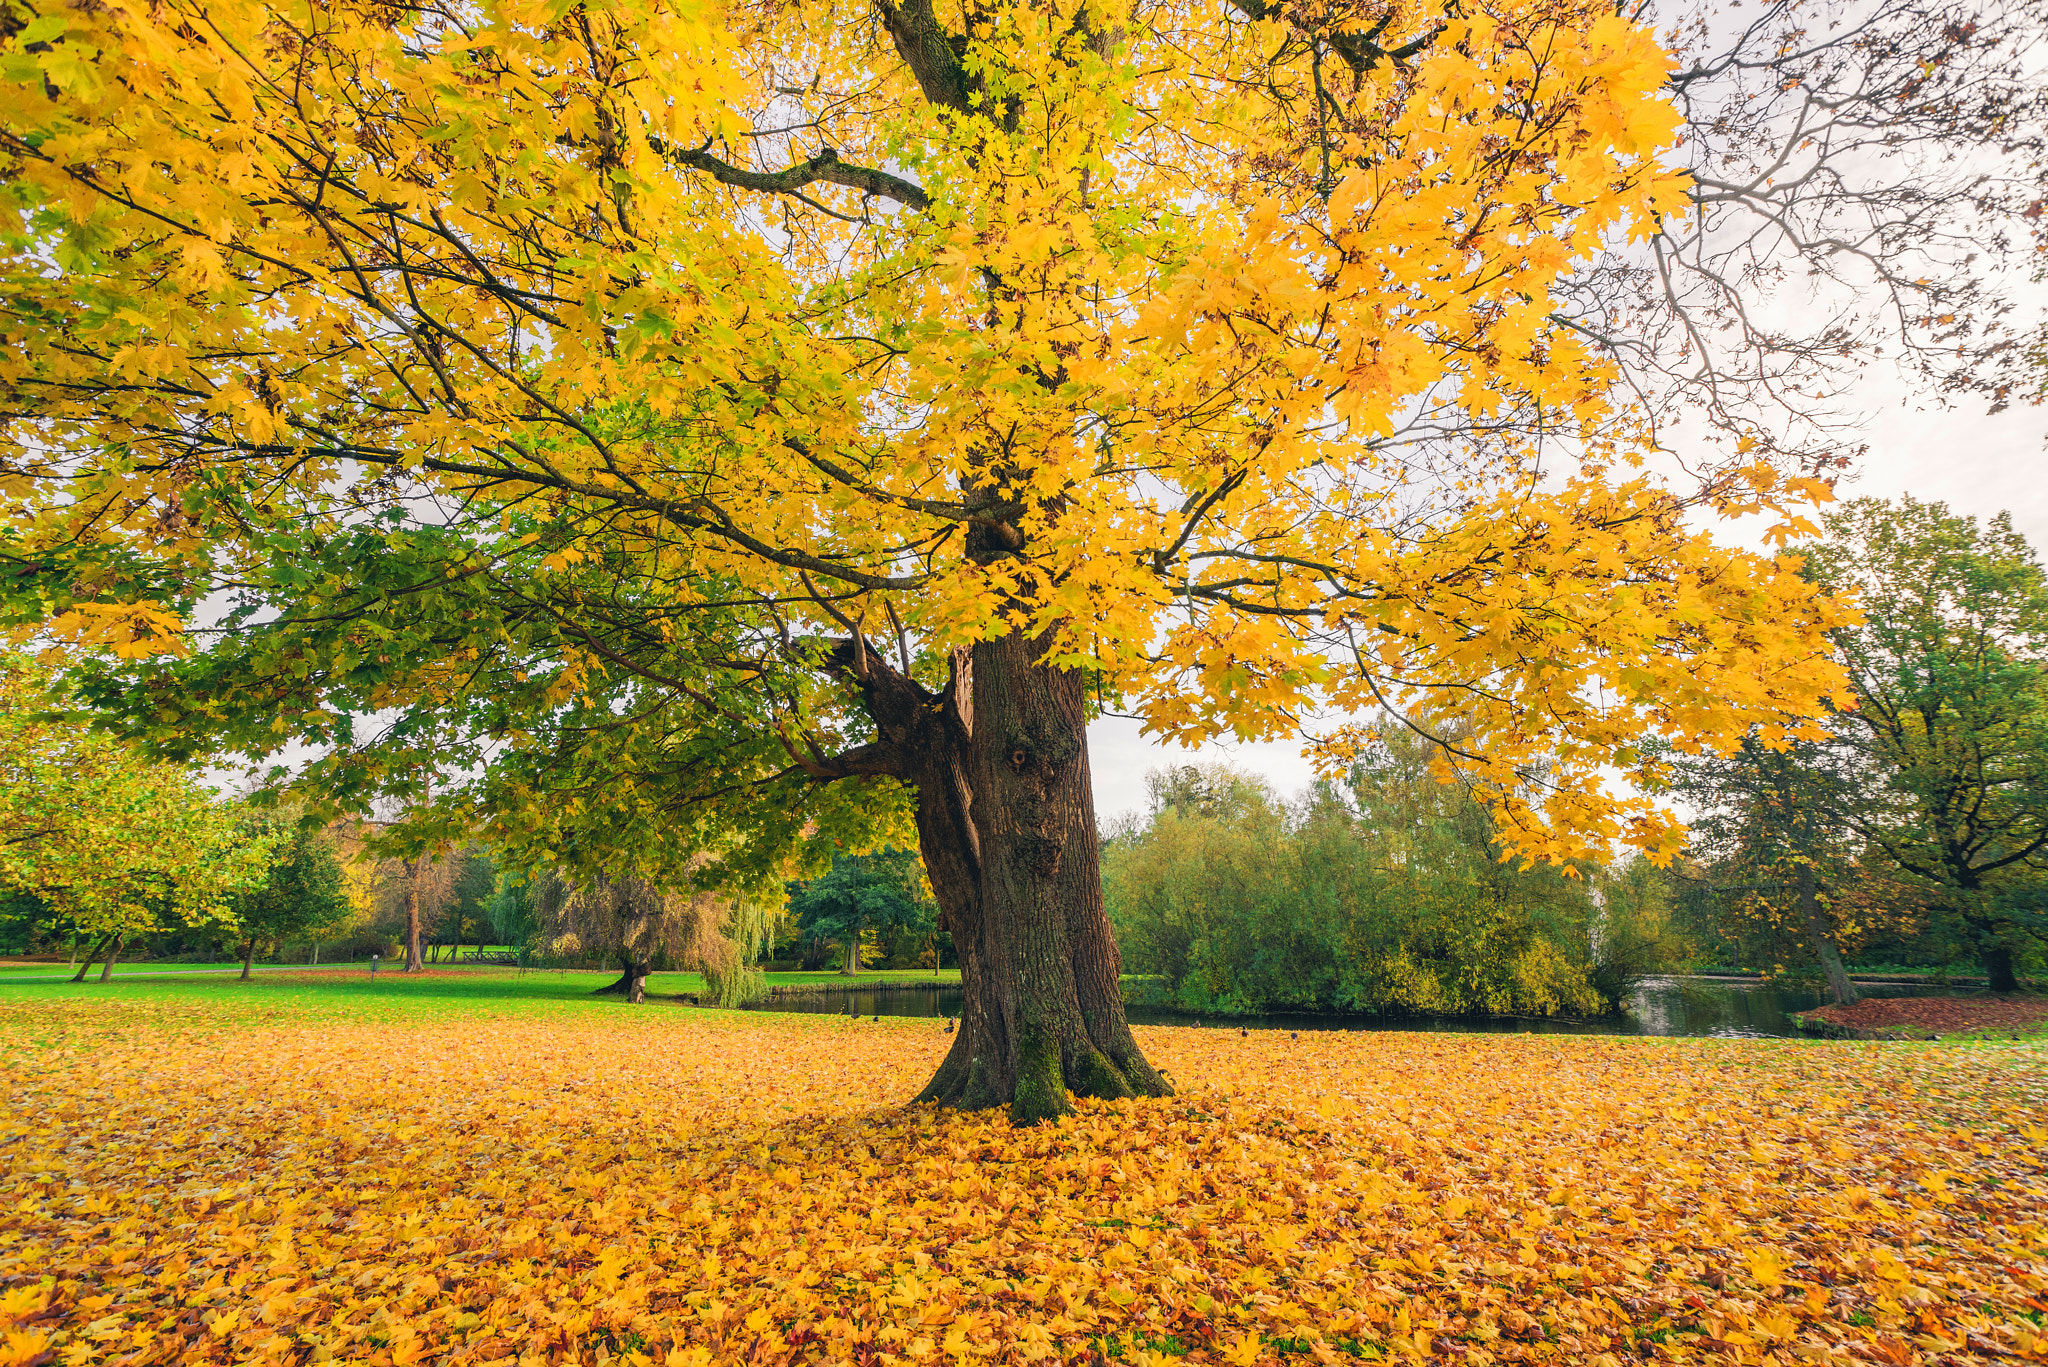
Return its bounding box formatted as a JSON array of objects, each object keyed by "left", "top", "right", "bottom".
[{"left": 0, "top": 966, "right": 963, "bottom": 1027}]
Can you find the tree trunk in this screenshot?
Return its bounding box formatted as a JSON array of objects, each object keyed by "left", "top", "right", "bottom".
[
  {"left": 822, "top": 630, "right": 1171, "bottom": 1124},
  {"left": 1983, "top": 943, "right": 2019, "bottom": 994},
  {"left": 596, "top": 955, "right": 651, "bottom": 1002},
  {"left": 842, "top": 920, "right": 863, "bottom": 975},
  {"left": 98, "top": 934, "right": 125, "bottom": 983},
  {"left": 240, "top": 939, "right": 256, "bottom": 981},
  {"left": 1797, "top": 863, "right": 1857, "bottom": 1006},
  {"left": 70, "top": 933, "right": 110, "bottom": 983},
  {"left": 403, "top": 861, "right": 424, "bottom": 972}
]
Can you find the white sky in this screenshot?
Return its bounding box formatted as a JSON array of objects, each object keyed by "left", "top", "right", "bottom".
[{"left": 1086, "top": 393, "right": 2048, "bottom": 823}]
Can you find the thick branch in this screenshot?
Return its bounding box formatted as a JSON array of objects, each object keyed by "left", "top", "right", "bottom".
[
  {"left": 873, "top": 0, "right": 976, "bottom": 114},
  {"left": 662, "top": 143, "right": 932, "bottom": 213}
]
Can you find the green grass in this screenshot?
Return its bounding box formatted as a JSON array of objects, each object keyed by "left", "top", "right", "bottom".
[
  {"left": 0, "top": 959, "right": 957, "bottom": 983},
  {"left": 0, "top": 960, "right": 377, "bottom": 977},
  {"left": 0, "top": 962, "right": 962, "bottom": 1032}
]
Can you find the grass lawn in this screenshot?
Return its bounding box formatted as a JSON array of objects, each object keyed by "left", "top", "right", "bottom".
[
  {"left": 1, "top": 973, "right": 2043, "bottom": 1366},
  {"left": 0, "top": 962, "right": 960, "bottom": 992}
]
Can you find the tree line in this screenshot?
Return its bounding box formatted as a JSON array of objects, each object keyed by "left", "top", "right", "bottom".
[
  {"left": 0, "top": 667, "right": 932, "bottom": 995},
  {"left": 1107, "top": 497, "right": 2048, "bottom": 1015}
]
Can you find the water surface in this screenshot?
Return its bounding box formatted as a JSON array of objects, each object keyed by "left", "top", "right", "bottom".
[{"left": 744, "top": 975, "right": 1969, "bottom": 1039}]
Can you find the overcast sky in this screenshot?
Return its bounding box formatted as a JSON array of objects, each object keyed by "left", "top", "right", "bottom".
[{"left": 1085, "top": 392, "right": 2048, "bottom": 824}]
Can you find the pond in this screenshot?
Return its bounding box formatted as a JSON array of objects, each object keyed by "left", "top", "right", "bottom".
[{"left": 743, "top": 975, "right": 1974, "bottom": 1039}]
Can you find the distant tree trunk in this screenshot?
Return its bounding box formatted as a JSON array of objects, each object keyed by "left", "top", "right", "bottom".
[
  {"left": 1798, "top": 864, "right": 1857, "bottom": 1006},
  {"left": 842, "top": 920, "right": 863, "bottom": 975},
  {"left": 800, "top": 936, "right": 829, "bottom": 971},
  {"left": 239, "top": 938, "right": 257, "bottom": 981},
  {"left": 1983, "top": 943, "right": 2019, "bottom": 994},
  {"left": 97, "top": 934, "right": 125, "bottom": 983},
  {"left": 70, "top": 933, "right": 111, "bottom": 983},
  {"left": 403, "top": 860, "right": 424, "bottom": 971},
  {"left": 596, "top": 954, "right": 650, "bottom": 1002},
  {"left": 821, "top": 630, "right": 1171, "bottom": 1123}
]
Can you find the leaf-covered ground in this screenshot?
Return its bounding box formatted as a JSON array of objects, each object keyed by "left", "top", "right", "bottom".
[
  {"left": 1798, "top": 996, "right": 2048, "bottom": 1039},
  {"left": 1, "top": 990, "right": 2044, "bottom": 1367}
]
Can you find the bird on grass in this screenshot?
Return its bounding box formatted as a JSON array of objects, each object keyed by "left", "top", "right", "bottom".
[{"left": 945, "top": 1017, "right": 955, "bottom": 1034}]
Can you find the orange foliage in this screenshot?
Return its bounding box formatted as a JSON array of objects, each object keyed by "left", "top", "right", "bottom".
[{"left": 1, "top": 1006, "right": 2043, "bottom": 1365}]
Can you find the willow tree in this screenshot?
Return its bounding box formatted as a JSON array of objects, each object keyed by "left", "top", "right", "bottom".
[
  {"left": 535, "top": 870, "right": 769, "bottom": 1004},
  {"left": 1, "top": 0, "right": 1853, "bottom": 1120}
]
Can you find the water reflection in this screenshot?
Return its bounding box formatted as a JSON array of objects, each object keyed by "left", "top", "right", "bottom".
[{"left": 741, "top": 975, "right": 1968, "bottom": 1038}]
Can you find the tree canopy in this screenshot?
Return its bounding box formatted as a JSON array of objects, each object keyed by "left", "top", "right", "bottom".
[{"left": 1, "top": 0, "right": 1852, "bottom": 858}]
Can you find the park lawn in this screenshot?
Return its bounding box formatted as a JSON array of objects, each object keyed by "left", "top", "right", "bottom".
[
  {"left": 1, "top": 977, "right": 2044, "bottom": 1367},
  {"left": 0, "top": 963, "right": 960, "bottom": 993}
]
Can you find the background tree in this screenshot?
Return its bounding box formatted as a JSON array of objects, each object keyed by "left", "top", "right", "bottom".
[
  {"left": 437, "top": 848, "right": 498, "bottom": 962},
  {"left": 1103, "top": 744, "right": 1677, "bottom": 1018},
  {"left": 0, "top": 655, "right": 270, "bottom": 978},
  {"left": 366, "top": 843, "right": 460, "bottom": 975},
  {"left": 1, "top": 0, "right": 1881, "bottom": 1118},
  {"left": 534, "top": 870, "right": 772, "bottom": 1005},
  {"left": 787, "top": 847, "right": 937, "bottom": 975},
  {"left": 226, "top": 817, "right": 350, "bottom": 979},
  {"left": 1661, "top": 735, "right": 1880, "bottom": 1005},
  {"left": 485, "top": 869, "right": 540, "bottom": 963},
  {"left": 1802, "top": 497, "right": 2048, "bottom": 992}
]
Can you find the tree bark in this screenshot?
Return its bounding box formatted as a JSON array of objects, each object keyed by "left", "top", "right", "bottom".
[
  {"left": 240, "top": 939, "right": 256, "bottom": 981},
  {"left": 1797, "top": 863, "right": 1857, "bottom": 1006},
  {"left": 817, "top": 629, "right": 1171, "bottom": 1124},
  {"left": 842, "top": 919, "right": 864, "bottom": 974},
  {"left": 1982, "top": 943, "right": 2019, "bottom": 994},
  {"left": 403, "top": 860, "right": 424, "bottom": 972},
  {"left": 98, "top": 934, "right": 124, "bottom": 983}
]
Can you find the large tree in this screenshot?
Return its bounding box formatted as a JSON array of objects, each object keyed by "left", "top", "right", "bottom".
[
  {"left": 226, "top": 816, "right": 350, "bottom": 978},
  {"left": 0, "top": 0, "right": 1899, "bottom": 1119},
  {"left": 1803, "top": 497, "right": 2048, "bottom": 993},
  {"left": 1661, "top": 734, "right": 1879, "bottom": 1006},
  {"left": 789, "top": 846, "right": 937, "bottom": 974}
]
